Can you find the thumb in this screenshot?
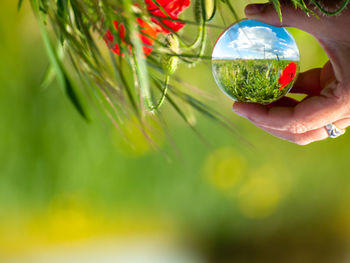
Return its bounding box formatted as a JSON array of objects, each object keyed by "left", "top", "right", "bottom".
[
  {"left": 244, "top": 2, "right": 327, "bottom": 38},
  {"left": 245, "top": 2, "right": 350, "bottom": 82}
]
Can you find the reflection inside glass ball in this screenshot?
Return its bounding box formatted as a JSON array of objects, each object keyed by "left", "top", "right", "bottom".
[{"left": 212, "top": 19, "right": 300, "bottom": 104}]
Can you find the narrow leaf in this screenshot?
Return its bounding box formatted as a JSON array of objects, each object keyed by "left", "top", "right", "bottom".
[
  {"left": 18, "top": 0, "right": 24, "bottom": 11},
  {"left": 33, "top": 2, "right": 89, "bottom": 120},
  {"left": 64, "top": 74, "right": 89, "bottom": 120}
]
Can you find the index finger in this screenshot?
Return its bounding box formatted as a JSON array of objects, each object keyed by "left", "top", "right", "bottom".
[
  {"left": 232, "top": 89, "right": 349, "bottom": 134},
  {"left": 245, "top": 2, "right": 327, "bottom": 38},
  {"left": 245, "top": 2, "right": 350, "bottom": 82}
]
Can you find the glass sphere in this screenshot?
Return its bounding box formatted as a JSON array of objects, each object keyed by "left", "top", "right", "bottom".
[{"left": 212, "top": 19, "right": 300, "bottom": 104}]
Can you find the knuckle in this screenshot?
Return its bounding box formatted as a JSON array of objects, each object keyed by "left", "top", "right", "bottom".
[
  {"left": 325, "top": 82, "right": 348, "bottom": 106},
  {"left": 332, "top": 90, "right": 347, "bottom": 106},
  {"left": 327, "top": 87, "right": 350, "bottom": 117},
  {"left": 335, "top": 88, "right": 350, "bottom": 114},
  {"left": 287, "top": 121, "right": 308, "bottom": 134}
]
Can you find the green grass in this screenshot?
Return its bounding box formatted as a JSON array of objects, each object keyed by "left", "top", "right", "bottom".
[{"left": 212, "top": 59, "right": 300, "bottom": 104}]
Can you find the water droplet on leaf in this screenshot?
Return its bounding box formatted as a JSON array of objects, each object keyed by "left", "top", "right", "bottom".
[{"left": 212, "top": 19, "right": 300, "bottom": 104}]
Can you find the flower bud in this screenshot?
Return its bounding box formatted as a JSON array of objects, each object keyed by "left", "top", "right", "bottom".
[
  {"left": 204, "top": 0, "right": 216, "bottom": 21},
  {"left": 194, "top": 0, "right": 204, "bottom": 23},
  {"left": 161, "top": 34, "right": 179, "bottom": 75}
]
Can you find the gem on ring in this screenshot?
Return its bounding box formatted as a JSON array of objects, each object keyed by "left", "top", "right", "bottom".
[{"left": 325, "top": 123, "right": 345, "bottom": 138}]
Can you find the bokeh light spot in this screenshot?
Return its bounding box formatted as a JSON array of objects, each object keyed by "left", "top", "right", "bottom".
[
  {"left": 238, "top": 167, "right": 282, "bottom": 219},
  {"left": 112, "top": 115, "right": 165, "bottom": 156},
  {"left": 203, "top": 147, "right": 247, "bottom": 191}
]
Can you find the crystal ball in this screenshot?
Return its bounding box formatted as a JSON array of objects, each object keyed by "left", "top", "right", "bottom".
[{"left": 212, "top": 19, "right": 300, "bottom": 104}]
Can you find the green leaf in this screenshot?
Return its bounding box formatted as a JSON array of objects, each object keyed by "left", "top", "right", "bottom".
[
  {"left": 311, "top": 0, "right": 349, "bottom": 16},
  {"left": 123, "top": 0, "right": 154, "bottom": 111},
  {"left": 271, "top": 0, "right": 282, "bottom": 22},
  {"left": 40, "top": 64, "right": 56, "bottom": 90},
  {"left": 31, "top": 1, "right": 89, "bottom": 121},
  {"left": 17, "top": 0, "right": 24, "bottom": 11},
  {"left": 204, "top": 0, "right": 216, "bottom": 21},
  {"left": 64, "top": 74, "right": 89, "bottom": 121},
  {"left": 223, "top": 0, "right": 240, "bottom": 22}
]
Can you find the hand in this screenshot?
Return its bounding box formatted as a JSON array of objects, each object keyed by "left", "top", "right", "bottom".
[{"left": 232, "top": 2, "right": 350, "bottom": 145}]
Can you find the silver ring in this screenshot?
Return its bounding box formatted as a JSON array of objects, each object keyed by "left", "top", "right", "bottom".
[{"left": 325, "top": 123, "right": 345, "bottom": 138}]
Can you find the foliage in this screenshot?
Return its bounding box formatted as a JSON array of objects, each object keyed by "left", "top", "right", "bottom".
[
  {"left": 25, "top": 0, "right": 349, "bottom": 143},
  {"left": 2, "top": 2, "right": 350, "bottom": 260},
  {"left": 27, "top": 0, "right": 215, "bottom": 126},
  {"left": 271, "top": 0, "right": 350, "bottom": 18}
]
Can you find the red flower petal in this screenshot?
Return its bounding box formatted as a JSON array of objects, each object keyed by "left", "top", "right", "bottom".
[
  {"left": 144, "top": 0, "right": 190, "bottom": 33},
  {"left": 137, "top": 17, "right": 158, "bottom": 55},
  {"left": 278, "top": 62, "right": 297, "bottom": 90},
  {"left": 104, "top": 0, "right": 190, "bottom": 56},
  {"left": 112, "top": 43, "right": 121, "bottom": 56},
  {"left": 105, "top": 18, "right": 158, "bottom": 57}
]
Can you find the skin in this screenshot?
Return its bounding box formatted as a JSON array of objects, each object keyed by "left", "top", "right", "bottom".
[{"left": 232, "top": 2, "right": 350, "bottom": 145}]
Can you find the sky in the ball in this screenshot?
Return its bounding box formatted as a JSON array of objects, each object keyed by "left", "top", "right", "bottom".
[{"left": 212, "top": 20, "right": 300, "bottom": 60}]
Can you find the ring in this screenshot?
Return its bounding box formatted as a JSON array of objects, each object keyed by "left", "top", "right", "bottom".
[{"left": 325, "top": 123, "right": 346, "bottom": 138}]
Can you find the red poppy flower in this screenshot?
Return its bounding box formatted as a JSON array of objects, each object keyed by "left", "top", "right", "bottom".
[
  {"left": 104, "top": 18, "right": 158, "bottom": 56},
  {"left": 104, "top": 21, "right": 125, "bottom": 56},
  {"left": 136, "top": 18, "right": 158, "bottom": 56},
  {"left": 104, "top": 0, "right": 190, "bottom": 56},
  {"left": 278, "top": 62, "right": 297, "bottom": 90},
  {"left": 144, "top": 0, "right": 191, "bottom": 33}
]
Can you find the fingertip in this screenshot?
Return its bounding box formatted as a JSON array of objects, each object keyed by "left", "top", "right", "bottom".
[
  {"left": 245, "top": 2, "right": 315, "bottom": 32},
  {"left": 233, "top": 102, "right": 267, "bottom": 119},
  {"left": 232, "top": 102, "right": 246, "bottom": 117},
  {"left": 232, "top": 102, "right": 242, "bottom": 110},
  {"left": 244, "top": 3, "right": 268, "bottom": 17}
]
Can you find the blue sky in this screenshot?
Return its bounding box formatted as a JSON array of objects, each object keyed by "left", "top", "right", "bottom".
[{"left": 212, "top": 20, "right": 300, "bottom": 60}]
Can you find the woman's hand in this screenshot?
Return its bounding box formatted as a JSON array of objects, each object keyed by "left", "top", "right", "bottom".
[{"left": 232, "top": 2, "right": 350, "bottom": 145}]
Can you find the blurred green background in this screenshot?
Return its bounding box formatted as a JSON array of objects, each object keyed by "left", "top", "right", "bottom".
[{"left": 1, "top": 1, "right": 350, "bottom": 262}]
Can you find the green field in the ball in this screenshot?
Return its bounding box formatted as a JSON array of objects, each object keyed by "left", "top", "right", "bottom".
[{"left": 212, "top": 59, "right": 299, "bottom": 104}]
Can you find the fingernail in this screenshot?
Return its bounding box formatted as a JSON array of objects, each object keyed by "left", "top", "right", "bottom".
[
  {"left": 245, "top": 4, "right": 266, "bottom": 16},
  {"left": 320, "top": 79, "right": 338, "bottom": 96},
  {"left": 325, "top": 79, "right": 337, "bottom": 89}
]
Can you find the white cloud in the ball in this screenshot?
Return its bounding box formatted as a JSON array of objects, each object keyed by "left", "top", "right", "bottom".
[{"left": 228, "top": 26, "right": 298, "bottom": 60}]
